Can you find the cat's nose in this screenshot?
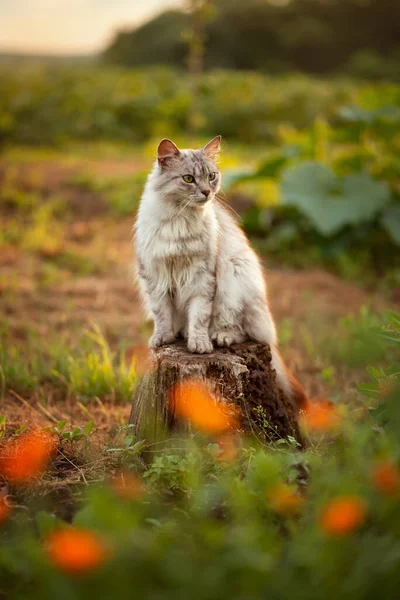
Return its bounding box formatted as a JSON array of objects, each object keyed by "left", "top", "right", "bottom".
[{"left": 202, "top": 189, "right": 211, "bottom": 198}]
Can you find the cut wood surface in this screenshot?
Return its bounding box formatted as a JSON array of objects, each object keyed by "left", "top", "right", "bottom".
[{"left": 130, "top": 341, "right": 304, "bottom": 445}]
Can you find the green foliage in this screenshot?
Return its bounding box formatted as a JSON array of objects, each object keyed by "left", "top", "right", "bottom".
[
  {"left": 359, "top": 310, "right": 400, "bottom": 427},
  {"left": 0, "top": 324, "right": 136, "bottom": 402},
  {"left": 104, "top": 0, "right": 400, "bottom": 80},
  {"left": 1, "top": 395, "right": 400, "bottom": 597},
  {"left": 0, "top": 314, "right": 400, "bottom": 598},
  {"left": 143, "top": 453, "right": 198, "bottom": 491},
  {"left": 105, "top": 425, "right": 147, "bottom": 463},
  {"left": 63, "top": 325, "right": 136, "bottom": 402},
  {"left": 50, "top": 420, "right": 96, "bottom": 442},
  {"left": 104, "top": 11, "right": 189, "bottom": 69},
  {"left": 0, "top": 66, "right": 398, "bottom": 284},
  {"left": 324, "top": 307, "right": 396, "bottom": 368},
  {"left": 381, "top": 205, "right": 400, "bottom": 246},
  {"left": 0, "top": 66, "right": 369, "bottom": 146},
  {"left": 345, "top": 50, "right": 400, "bottom": 82},
  {"left": 225, "top": 93, "right": 400, "bottom": 283},
  {"left": 281, "top": 163, "right": 390, "bottom": 236},
  {"left": 101, "top": 173, "right": 147, "bottom": 216}
]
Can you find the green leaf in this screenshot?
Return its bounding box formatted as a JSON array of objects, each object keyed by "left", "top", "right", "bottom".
[
  {"left": 35, "top": 511, "right": 61, "bottom": 536},
  {"left": 357, "top": 382, "right": 382, "bottom": 399},
  {"left": 339, "top": 105, "right": 400, "bottom": 124},
  {"left": 381, "top": 204, "right": 400, "bottom": 246},
  {"left": 56, "top": 420, "right": 67, "bottom": 433},
  {"left": 84, "top": 420, "right": 95, "bottom": 435},
  {"left": 379, "top": 328, "right": 400, "bottom": 346},
  {"left": 223, "top": 155, "right": 287, "bottom": 189},
  {"left": 222, "top": 168, "right": 253, "bottom": 189},
  {"left": 255, "top": 155, "right": 287, "bottom": 178},
  {"left": 366, "top": 366, "right": 384, "bottom": 381},
  {"left": 385, "top": 310, "right": 400, "bottom": 329},
  {"left": 281, "top": 162, "right": 390, "bottom": 236}
]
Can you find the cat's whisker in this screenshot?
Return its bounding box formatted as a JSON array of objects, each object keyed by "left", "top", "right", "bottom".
[
  {"left": 216, "top": 191, "right": 243, "bottom": 223},
  {"left": 174, "top": 198, "right": 192, "bottom": 220},
  {"left": 165, "top": 198, "right": 192, "bottom": 222}
]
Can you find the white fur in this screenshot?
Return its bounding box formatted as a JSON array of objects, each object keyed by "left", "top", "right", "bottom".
[{"left": 134, "top": 147, "right": 292, "bottom": 398}]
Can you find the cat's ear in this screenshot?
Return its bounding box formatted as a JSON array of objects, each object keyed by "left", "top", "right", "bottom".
[
  {"left": 203, "top": 135, "right": 222, "bottom": 159},
  {"left": 157, "top": 139, "right": 180, "bottom": 167}
]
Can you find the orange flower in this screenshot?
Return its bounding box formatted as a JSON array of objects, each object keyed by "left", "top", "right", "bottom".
[
  {"left": 371, "top": 461, "right": 400, "bottom": 496},
  {"left": 0, "top": 496, "right": 11, "bottom": 526},
  {"left": 172, "top": 380, "right": 238, "bottom": 434},
  {"left": 268, "top": 484, "right": 304, "bottom": 515},
  {"left": 0, "top": 430, "right": 57, "bottom": 484},
  {"left": 319, "top": 496, "right": 367, "bottom": 536},
  {"left": 216, "top": 434, "right": 238, "bottom": 463},
  {"left": 112, "top": 472, "right": 144, "bottom": 500},
  {"left": 301, "top": 400, "right": 341, "bottom": 433},
  {"left": 46, "top": 527, "right": 109, "bottom": 575}
]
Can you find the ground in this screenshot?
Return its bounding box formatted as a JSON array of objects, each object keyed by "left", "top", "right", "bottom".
[{"left": 0, "top": 152, "right": 397, "bottom": 462}]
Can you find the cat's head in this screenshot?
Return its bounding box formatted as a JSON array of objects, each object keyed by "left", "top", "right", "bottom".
[{"left": 153, "top": 136, "right": 222, "bottom": 207}]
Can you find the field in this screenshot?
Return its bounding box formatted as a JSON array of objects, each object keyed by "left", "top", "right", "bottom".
[{"left": 0, "top": 67, "right": 400, "bottom": 598}]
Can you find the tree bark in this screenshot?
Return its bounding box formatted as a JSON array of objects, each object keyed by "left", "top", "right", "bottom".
[{"left": 130, "top": 341, "right": 304, "bottom": 446}]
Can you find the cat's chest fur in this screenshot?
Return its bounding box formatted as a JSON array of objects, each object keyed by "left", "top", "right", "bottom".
[{"left": 137, "top": 197, "right": 218, "bottom": 303}]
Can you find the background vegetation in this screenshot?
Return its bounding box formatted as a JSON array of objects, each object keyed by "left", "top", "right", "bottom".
[
  {"left": 104, "top": 0, "right": 400, "bottom": 81},
  {"left": 1, "top": 64, "right": 398, "bottom": 285}
]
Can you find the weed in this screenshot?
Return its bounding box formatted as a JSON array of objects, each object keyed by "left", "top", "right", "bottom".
[
  {"left": 0, "top": 324, "right": 136, "bottom": 402},
  {"left": 63, "top": 325, "right": 136, "bottom": 402}
]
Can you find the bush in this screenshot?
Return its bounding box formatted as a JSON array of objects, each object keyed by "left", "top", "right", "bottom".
[
  {"left": 0, "top": 65, "right": 374, "bottom": 146},
  {"left": 225, "top": 97, "right": 400, "bottom": 282},
  {"left": 345, "top": 50, "right": 400, "bottom": 83}
]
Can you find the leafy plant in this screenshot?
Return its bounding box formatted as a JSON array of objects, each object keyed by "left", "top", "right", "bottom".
[
  {"left": 358, "top": 310, "right": 400, "bottom": 431},
  {"left": 281, "top": 162, "right": 390, "bottom": 236},
  {"left": 0, "top": 325, "right": 136, "bottom": 401},
  {"left": 51, "top": 420, "right": 96, "bottom": 441}
]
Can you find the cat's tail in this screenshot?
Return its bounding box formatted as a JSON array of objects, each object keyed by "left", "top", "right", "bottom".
[{"left": 271, "top": 347, "right": 308, "bottom": 410}]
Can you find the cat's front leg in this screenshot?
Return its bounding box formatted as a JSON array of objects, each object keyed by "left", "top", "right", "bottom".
[
  {"left": 149, "top": 293, "right": 176, "bottom": 349},
  {"left": 187, "top": 295, "right": 213, "bottom": 354}
]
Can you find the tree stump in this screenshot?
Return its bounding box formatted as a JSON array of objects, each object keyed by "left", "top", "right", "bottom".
[{"left": 129, "top": 341, "right": 304, "bottom": 446}]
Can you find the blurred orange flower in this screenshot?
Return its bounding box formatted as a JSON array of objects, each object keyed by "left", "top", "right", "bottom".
[
  {"left": 268, "top": 484, "right": 304, "bottom": 515},
  {"left": 172, "top": 381, "right": 238, "bottom": 434},
  {"left": 0, "top": 430, "right": 57, "bottom": 484},
  {"left": 0, "top": 496, "right": 11, "bottom": 525},
  {"left": 46, "top": 527, "right": 109, "bottom": 575},
  {"left": 216, "top": 434, "right": 238, "bottom": 463},
  {"left": 301, "top": 400, "right": 341, "bottom": 432},
  {"left": 112, "top": 472, "right": 144, "bottom": 500},
  {"left": 371, "top": 461, "right": 400, "bottom": 496},
  {"left": 319, "top": 496, "right": 367, "bottom": 536}
]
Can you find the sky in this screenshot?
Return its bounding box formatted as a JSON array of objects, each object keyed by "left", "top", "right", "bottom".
[{"left": 0, "top": 0, "right": 182, "bottom": 55}]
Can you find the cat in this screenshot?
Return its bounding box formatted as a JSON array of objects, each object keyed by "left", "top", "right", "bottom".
[{"left": 134, "top": 136, "right": 307, "bottom": 408}]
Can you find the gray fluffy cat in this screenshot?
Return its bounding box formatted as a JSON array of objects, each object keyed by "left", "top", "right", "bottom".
[{"left": 134, "top": 137, "right": 307, "bottom": 407}]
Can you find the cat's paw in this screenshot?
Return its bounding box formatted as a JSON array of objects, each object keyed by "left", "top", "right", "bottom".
[
  {"left": 149, "top": 331, "right": 175, "bottom": 348},
  {"left": 188, "top": 335, "right": 213, "bottom": 354},
  {"left": 211, "top": 331, "right": 244, "bottom": 347}
]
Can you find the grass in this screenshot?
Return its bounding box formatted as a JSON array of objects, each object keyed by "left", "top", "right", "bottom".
[
  {"left": 0, "top": 324, "right": 136, "bottom": 402},
  {"left": 298, "top": 306, "right": 394, "bottom": 368}
]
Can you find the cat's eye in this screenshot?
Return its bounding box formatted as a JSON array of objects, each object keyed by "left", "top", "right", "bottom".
[
  {"left": 182, "top": 174, "right": 195, "bottom": 184},
  {"left": 209, "top": 172, "right": 217, "bottom": 181}
]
